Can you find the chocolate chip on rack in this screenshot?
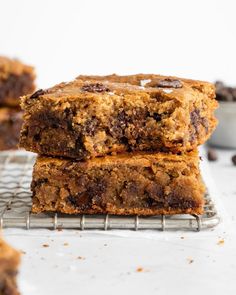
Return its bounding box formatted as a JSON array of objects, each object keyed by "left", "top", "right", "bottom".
[
  {"left": 81, "top": 83, "right": 110, "bottom": 93},
  {"left": 156, "top": 78, "right": 183, "bottom": 89}
]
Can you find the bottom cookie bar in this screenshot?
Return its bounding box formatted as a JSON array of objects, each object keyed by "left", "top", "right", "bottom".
[
  {"left": 31, "top": 151, "right": 205, "bottom": 215},
  {"left": 0, "top": 238, "right": 21, "bottom": 295},
  {"left": 0, "top": 108, "right": 23, "bottom": 151}
]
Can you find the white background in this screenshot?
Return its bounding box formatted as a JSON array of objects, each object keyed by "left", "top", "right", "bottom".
[
  {"left": 1, "top": 0, "right": 236, "bottom": 88},
  {"left": 1, "top": 1, "right": 236, "bottom": 295}
]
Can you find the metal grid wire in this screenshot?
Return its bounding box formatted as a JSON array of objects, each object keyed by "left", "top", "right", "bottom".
[{"left": 0, "top": 152, "right": 220, "bottom": 231}]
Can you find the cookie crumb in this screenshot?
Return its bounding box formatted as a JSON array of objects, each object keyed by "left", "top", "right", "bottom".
[
  {"left": 136, "top": 267, "right": 144, "bottom": 272},
  {"left": 217, "top": 239, "right": 224, "bottom": 245},
  {"left": 187, "top": 258, "right": 194, "bottom": 264},
  {"left": 42, "top": 244, "right": 49, "bottom": 248},
  {"left": 77, "top": 256, "right": 85, "bottom": 260},
  {"left": 63, "top": 242, "right": 69, "bottom": 246}
]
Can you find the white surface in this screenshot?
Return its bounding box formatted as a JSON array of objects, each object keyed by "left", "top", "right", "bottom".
[
  {"left": 2, "top": 148, "right": 236, "bottom": 295},
  {"left": 209, "top": 102, "right": 236, "bottom": 148},
  {"left": 1, "top": 0, "right": 236, "bottom": 87}
]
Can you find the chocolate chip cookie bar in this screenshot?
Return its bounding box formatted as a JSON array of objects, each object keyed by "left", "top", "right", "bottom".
[
  {"left": 0, "top": 238, "right": 20, "bottom": 295},
  {"left": 0, "top": 56, "right": 35, "bottom": 107},
  {"left": 31, "top": 150, "right": 205, "bottom": 215},
  {"left": 0, "top": 108, "right": 23, "bottom": 151},
  {"left": 20, "top": 76, "right": 217, "bottom": 159}
]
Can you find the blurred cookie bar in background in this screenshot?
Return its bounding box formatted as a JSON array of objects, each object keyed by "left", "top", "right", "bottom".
[{"left": 0, "top": 56, "right": 35, "bottom": 150}]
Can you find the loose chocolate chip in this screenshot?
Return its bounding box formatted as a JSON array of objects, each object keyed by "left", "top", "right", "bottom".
[
  {"left": 232, "top": 155, "right": 236, "bottom": 166},
  {"left": 156, "top": 78, "right": 183, "bottom": 89},
  {"left": 81, "top": 83, "right": 110, "bottom": 93},
  {"left": 207, "top": 148, "right": 218, "bottom": 161},
  {"left": 30, "top": 89, "right": 48, "bottom": 99}
]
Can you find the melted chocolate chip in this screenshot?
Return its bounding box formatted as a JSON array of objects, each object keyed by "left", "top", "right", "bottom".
[
  {"left": 83, "top": 117, "right": 100, "bottom": 136},
  {"left": 117, "top": 111, "right": 127, "bottom": 129},
  {"left": 31, "top": 178, "right": 48, "bottom": 191},
  {"left": 190, "top": 109, "right": 200, "bottom": 132},
  {"left": 67, "top": 195, "right": 78, "bottom": 207},
  {"left": 30, "top": 89, "right": 48, "bottom": 99},
  {"left": 37, "top": 111, "right": 61, "bottom": 128},
  {"left": 156, "top": 78, "right": 183, "bottom": 89},
  {"left": 190, "top": 109, "right": 209, "bottom": 139},
  {"left": 81, "top": 83, "right": 110, "bottom": 93},
  {"left": 153, "top": 113, "right": 161, "bottom": 122}
]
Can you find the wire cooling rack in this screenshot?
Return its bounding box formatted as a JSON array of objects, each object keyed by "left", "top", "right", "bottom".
[{"left": 0, "top": 151, "right": 220, "bottom": 231}]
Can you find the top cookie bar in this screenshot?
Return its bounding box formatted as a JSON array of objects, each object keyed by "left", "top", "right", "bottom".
[
  {"left": 0, "top": 56, "right": 35, "bottom": 107},
  {"left": 20, "top": 75, "right": 217, "bottom": 159}
]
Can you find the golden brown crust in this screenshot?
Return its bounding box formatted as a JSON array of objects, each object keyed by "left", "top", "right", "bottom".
[
  {"left": 20, "top": 75, "right": 218, "bottom": 159},
  {"left": 31, "top": 151, "right": 205, "bottom": 216},
  {"left": 77, "top": 73, "right": 215, "bottom": 97}
]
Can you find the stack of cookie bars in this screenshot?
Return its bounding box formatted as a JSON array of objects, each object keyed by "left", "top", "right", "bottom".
[
  {"left": 19, "top": 74, "right": 218, "bottom": 216},
  {"left": 0, "top": 56, "right": 35, "bottom": 150}
]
